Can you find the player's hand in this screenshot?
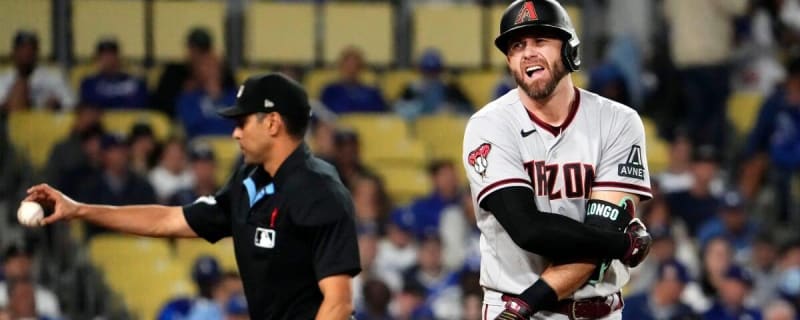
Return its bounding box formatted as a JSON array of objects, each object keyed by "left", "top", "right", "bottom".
[
  {"left": 621, "top": 218, "right": 652, "bottom": 268},
  {"left": 495, "top": 297, "right": 533, "bottom": 320},
  {"left": 25, "top": 183, "right": 81, "bottom": 225}
]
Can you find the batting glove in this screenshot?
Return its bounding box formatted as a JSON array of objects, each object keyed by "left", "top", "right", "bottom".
[
  {"left": 495, "top": 296, "right": 533, "bottom": 320},
  {"left": 621, "top": 218, "right": 652, "bottom": 268}
]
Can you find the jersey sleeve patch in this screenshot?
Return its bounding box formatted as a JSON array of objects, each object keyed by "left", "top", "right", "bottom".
[
  {"left": 617, "top": 145, "right": 646, "bottom": 180},
  {"left": 467, "top": 143, "right": 492, "bottom": 177}
]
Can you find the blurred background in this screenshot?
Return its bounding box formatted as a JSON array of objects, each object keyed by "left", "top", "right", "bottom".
[{"left": 0, "top": 0, "right": 799, "bottom": 319}]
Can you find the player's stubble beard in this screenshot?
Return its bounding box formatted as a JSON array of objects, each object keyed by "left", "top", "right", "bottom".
[{"left": 514, "top": 58, "right": 569, "bottom": 100}]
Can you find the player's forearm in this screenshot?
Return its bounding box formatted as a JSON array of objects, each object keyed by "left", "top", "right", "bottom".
[
  {"left": 483, "top": 187, "right": 628, "bottom": 260},
  {"left": 76, "top": 204, "right": 196, "bottom": 238},
  {"left": 314, "top": 299, "right": 352, "bottom": 320},
  {"left": 540, "top": 262, "right": 596, "bottom": 299}
]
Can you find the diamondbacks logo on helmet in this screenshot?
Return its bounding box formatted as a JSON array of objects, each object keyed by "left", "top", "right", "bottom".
[
  {"left": 468, "top": 143, "right": 492, "bottom": 177},
  {"left": 515, "top": 1, "right": 538, "bottom": 24}
]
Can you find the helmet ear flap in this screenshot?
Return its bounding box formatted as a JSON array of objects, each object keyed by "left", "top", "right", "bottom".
[{"left": 561, "top": 38, "right": 580, "bottom": 72}]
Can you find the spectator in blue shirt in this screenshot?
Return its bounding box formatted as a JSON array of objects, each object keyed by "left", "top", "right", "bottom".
[
  {"left": 703, "top": 265, "right": 762, "bottom": 320},
  {"left": 320, "top": 47, "right": 387, "bottom": 114},
  {"left": 175, "top": 54, "right": 236, "bottom": 139},
  {"left": 698, "top": 189, "right": 760, "bottom": 259},
  {"left": 623, "top": 260, "right": 698, "bottom": 320},
  {"left": 395, "top": 49, "right": 472, "bottom": 119},
  {"left": 666, "top": 145, "right": 722, "bottom": 236},
  {"left": 405, "top": 160, "right": 461, "bottom": 240},
  {"left": 79, "top": 38, "right": 148, "bottom": 109},
  {"left": 739, "top": 56, "right": 800, "bottom": 222}
]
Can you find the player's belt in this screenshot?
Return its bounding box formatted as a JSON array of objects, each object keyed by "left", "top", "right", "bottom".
[{"left": 500, "top": 291, "right": 623, "bottom": 320}]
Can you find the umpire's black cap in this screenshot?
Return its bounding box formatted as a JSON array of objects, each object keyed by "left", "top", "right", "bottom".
[{"left": 217, "top": 73, "right": 311, "bottom": 125}]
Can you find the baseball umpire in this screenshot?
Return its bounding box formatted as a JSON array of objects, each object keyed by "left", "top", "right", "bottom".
[
  {"left": 26, "top": 73, "right": 361, "bottom": 319},
  {"left": 463, "top": 0, "right": 653, "bottom": 319}
]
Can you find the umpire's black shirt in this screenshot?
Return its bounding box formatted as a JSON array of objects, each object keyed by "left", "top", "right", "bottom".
[{"left": 183, "top": 143, "right": 361, "bottom": 319}]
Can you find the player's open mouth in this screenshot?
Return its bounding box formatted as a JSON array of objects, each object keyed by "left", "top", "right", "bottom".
[{"left": 525, "top": 66, "right": 544, "bottom": 78}]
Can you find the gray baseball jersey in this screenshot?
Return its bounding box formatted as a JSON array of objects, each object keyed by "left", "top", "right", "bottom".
[{"left": 463, "top": 87, "right": 652, "bottom": 302}]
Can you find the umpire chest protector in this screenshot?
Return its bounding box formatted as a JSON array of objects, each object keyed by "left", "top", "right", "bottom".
[{"left": 494, "top": 0, "right": 581, "bottom": 72}]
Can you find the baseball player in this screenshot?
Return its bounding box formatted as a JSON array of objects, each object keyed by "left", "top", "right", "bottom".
[{"left": 463, "top": 1, "right": 653, "bottom": 319}]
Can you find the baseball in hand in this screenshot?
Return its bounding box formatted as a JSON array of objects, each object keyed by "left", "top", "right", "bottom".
[{"left": 17, "top": 201, "right": 45, "bottom": 227}]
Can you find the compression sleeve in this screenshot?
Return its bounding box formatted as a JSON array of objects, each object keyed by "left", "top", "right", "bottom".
[{"left": 481, "top": 186, "right": 629, "bottom": 261}]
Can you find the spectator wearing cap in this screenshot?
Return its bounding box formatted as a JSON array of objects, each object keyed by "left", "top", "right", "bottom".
[
  {"left": 168, "top": 142, "right": 218, "bottom": 206},
  {"left": 158, "top": 255, "right": 224, "bottom": 320},
  {"left": 395, "top": 48, "right": 472, "bottom": 119},
  {"left": 623, "top": 260, "right": 697, "bottom": 320},
  {"left": 0, "top": 246, "right": 60, "bottom": 319},
  {"left": 79, "top": 38, "right": 148, "bottom": 109},
  {"left": 740, "top": 56, "right": 800, "bottom": 223},
  {"left": 0, "top": 30, "right": 76, "bottom": 111},
  {"left": 698, "top": 189, "right": 760, "bottom": 261},
  {"left": 153, "top": 27, "right": 236, "bottom": 118},
  {"left": 148, "top": 138, "right": 194, "bottom": 203},
  {"left": 127, "top": 123, "right": 158, "bottom": 176},
  {"left": 665, "top": 144, "right": 722, "bottom": 236},
  {"left": 319, "top": 46, "right": 387, "bottom": 114},
  {"left": 374, "top": 209, "right": 419, "bottom": 292},
  {"left": 75, "top": 133, "right": 156, "bottom": 239},
  {"left": 185, "top": 256, "right": 227, "bottom": 320},
  {"left": 703, "top": 265, "right": 762, "bottom": 320}
]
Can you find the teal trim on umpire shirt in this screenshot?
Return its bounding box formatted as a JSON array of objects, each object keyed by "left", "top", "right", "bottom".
[{"left": 244, "top": 178, "right": 275, "bottom": 207}]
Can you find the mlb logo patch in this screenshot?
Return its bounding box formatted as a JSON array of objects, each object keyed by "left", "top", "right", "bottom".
[{"left": 254, "top": 227, "right": 276, "bottom": 249}]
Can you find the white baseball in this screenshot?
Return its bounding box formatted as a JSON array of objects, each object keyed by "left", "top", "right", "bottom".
[{"left": 17, "top": 201, "right": 44, "bottom": 227}]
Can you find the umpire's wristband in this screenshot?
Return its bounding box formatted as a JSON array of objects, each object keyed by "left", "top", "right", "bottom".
[{"left": 518, "top": 279, "right": 558, "bottom": 312}]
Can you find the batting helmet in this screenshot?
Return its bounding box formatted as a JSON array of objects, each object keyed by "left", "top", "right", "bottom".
[{"left": 494, "top": 0, "right": 581, "bottom": 72}]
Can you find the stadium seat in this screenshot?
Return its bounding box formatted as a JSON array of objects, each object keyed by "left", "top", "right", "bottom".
[
  {"left": 304, "top": 68, "right": 379, "bottom": 100},
  {"left": 413, "top": 114, "right": 469, "bottom": 183},
  {"left": 370, "top": 165, "right": 431, "bottom": 206},
  {"left": 380, "top": 69, "right": 420, "bottom": 103},
  {"left": 413, "top": 4, "right": 482, "bottom": 68},
  {"left": 8, "top": 110, "right": 75, "bottom": 169},
  {"left": 0, "top": 0, "right": 52, "bottom": 59},
  {"left": 323, "top": 3, "right": 393, "bottom": 66},
  {"left": 236, "top": 68, "right": 270, "bottom": 86},
  {"left": 337, "top": 113, "right": 410, "bottom": 150},
  {"left": 642, "top": 117, "right": 669, "bottom": 174},
  {"left": 245, "top": 2, "right": 314, "bottom": 65},
  {"left": 152, "top": 0, "right": 225, "bottom": 62},
  {"left": 361, "top": 138, "right": 428, "bottom": 169},
  {"left": 145, "top": 64, "right": 164, "bottom": 92},
  {"left": 193, "top": 135, "right": 240, "bottom": 185},
  {"left": 88, "top": 235, "right": 186, "bottom": 319},
  {"left": 72, "top": 0, "right": 145, "bottom": 61},
  {"left": 102, "top": 109, "right": 173, "bottom": 141},
  {"left": 457, "top": 70, "right": 501, "bottom": 108},
  {"left": 175, "top": 238, "right": 237, "bottom": 272},
  {"left": 727, "top": 91, "right": 764, "bottom": 136}
]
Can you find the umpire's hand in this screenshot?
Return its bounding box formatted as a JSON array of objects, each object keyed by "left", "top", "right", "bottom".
[{"left": 25, "top": 183, "right": 81, "bottom": 226}]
